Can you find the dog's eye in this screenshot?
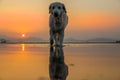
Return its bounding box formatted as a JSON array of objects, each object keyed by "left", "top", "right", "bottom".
[
  {"left": 52, "top": 6, "right": 55, "bottom": 9},
  {"left": 58, "top": 6, "right": 61, "bottom": 9}
]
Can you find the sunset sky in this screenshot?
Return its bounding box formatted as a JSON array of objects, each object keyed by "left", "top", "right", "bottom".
[{"left": 0, "top": 0, "right": 120, "bottom": 40}]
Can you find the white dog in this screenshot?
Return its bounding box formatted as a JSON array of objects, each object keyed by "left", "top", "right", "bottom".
[{"left": 49, "top": 2, "right": 68, "bottom": 46}]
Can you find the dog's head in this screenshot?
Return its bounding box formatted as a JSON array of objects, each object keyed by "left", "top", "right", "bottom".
[{"left": 49, "top": 2, "right": 67, "bottom": 17}]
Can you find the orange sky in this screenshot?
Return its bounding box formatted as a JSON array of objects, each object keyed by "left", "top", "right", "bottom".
[
  {"left": 0, "top": 11, "right": 47, "bottom": 33},
  {"left": 70, "top": 12, "right": 119, "bottom": 29},
  {"left": 0, "top": 0, "right": 120, "bottom": 40}
]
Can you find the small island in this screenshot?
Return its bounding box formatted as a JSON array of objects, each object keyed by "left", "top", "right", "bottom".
[
  {"left": 116, "top": 40, "right": 120, "bottom": 43},
  {"left": 0, "top": 39, "right": 7, "bottom": 43}
]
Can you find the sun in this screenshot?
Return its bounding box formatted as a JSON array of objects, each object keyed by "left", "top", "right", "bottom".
[{"left": 22, "top": 34, "right": 25, "bottom": 37}]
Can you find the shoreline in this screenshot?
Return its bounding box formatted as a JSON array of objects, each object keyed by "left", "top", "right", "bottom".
[{"left": 0, "top": 42, "right": 119, "bottom": 44}]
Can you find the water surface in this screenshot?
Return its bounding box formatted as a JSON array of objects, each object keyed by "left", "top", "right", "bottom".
[{"left": 0, "top": 44, "right": 120, "bottom": 80}]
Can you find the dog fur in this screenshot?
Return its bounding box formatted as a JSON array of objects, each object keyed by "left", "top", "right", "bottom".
[{"left": 49, "top": 2, "right": 68, "bottom": 46}]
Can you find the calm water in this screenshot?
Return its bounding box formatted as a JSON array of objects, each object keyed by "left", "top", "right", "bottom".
[{"left": 0, "top": 44, "right": 120, "bottom": 80}]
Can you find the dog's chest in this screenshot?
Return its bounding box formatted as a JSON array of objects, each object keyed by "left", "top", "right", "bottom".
[{"left": 54, "top": 18, "right": 62, "bottom": 27}]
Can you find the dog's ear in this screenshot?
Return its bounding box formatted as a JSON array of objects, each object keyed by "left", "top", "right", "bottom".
[
  {"left": 49, "top": 5, "right": 51, "bottom": 14},
  {"left": 62, "top": 4, "right": 67, "bottom": 13}
]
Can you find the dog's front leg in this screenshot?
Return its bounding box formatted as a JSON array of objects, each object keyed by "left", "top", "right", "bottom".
[
  {"left": 54, "top": 33, "right": 60, "bottom": 46},
  {"left": 59, "top": 30, "right": 64, "bottom": 46},
  {"left": 50, "top": 29, "right": 54, "bottom": 46}
]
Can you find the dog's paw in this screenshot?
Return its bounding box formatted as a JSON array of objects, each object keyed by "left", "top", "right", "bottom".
[
  {"left": 50, "top": 40, "right": 54, "bottom": 45},
  {"left": 50, "top": 44, "right": 54, "bottom": 47},
  {"left": 54, "top": 44, "right": 64, "bottom": 47},
  {"left": 54, "top": 44, "right": 59, "bottom": 47}
]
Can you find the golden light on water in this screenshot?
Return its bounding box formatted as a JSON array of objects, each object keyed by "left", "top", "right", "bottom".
[{"left": 22, "top": 44, "right": 25, "bottom": 51}]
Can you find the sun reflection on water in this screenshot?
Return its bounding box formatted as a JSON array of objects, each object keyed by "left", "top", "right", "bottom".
[{"left": 22, "top": 44, "right": 25, "bottom": 51}]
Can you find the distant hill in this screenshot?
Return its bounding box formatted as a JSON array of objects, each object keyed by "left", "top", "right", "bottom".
[
  {"left": 87, "top": 38, "right": 115, "bottom": 42},
  {"left": 64, "top": 38, "right": 116, "bottom": 42},
  {"left": 64, "top": 38, "right": 85, "bottom": 42},
  {"left": 0, "top": 36, "right": 44, "bottom": 42},
  {"left": 0, "top": 36, "right": 117, "bottom": 43},
  {"left": 21, "top": 37, "right": 44, "bottom": 42}
]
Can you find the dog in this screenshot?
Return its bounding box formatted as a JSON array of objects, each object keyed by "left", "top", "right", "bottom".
[
  {"left": 49, "top": 2, "right": 68, "bottom": 46},
  {"left": 49, "top": 46, "right": 68, "bottom": 80}
]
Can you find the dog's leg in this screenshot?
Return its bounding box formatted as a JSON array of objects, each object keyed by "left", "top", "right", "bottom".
[
  {"left": 59, "top": 30, "right": 64, "bottom": 46},
  {"left": 53, "top": 33, "right": 60, "bottom": 46},
  {"left": 54, "top": 33, "right": 59, "bottom": 46},
  {"left": 50, "top": 30, "right": 54, "bottom": 46},
  {"left": 58, "top": 34, "right": 60, "bottom": 46}
]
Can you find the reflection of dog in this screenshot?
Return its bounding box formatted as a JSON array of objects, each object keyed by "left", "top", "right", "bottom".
[
  {"left": 49, "top": 2, "right": 68, "bottom": 46},
  {"left": 49, "top": 46, "right": 68, "bottom": 80}
]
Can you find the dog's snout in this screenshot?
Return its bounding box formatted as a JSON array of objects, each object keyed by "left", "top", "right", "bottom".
[{"left": 54, "top": 12, "right": 59, "bottom": 17}]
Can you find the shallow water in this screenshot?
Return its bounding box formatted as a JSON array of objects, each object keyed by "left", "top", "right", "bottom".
[{"left": 0, "top": 44, "right": 120, "bottom": 80}]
